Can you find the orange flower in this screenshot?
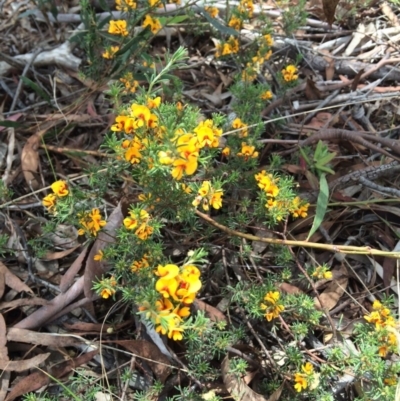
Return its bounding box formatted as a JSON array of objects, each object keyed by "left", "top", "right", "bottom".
[{"left": 51, "top": 180, "right": 69, "bottom": 197}]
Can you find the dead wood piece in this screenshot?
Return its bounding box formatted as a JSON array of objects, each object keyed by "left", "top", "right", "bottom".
[{"left": 0, "top": 42, "right": 81, "bottom": 77}]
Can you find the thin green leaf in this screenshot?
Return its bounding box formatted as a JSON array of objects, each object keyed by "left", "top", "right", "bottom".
[
  {"left": 159, "top": 15, "right": 189, "bottom": 25},
  {"left": 21, "top": 77, "right": 51, "bottom": 103},
  {"left": 307, "top": 173, "right": 329, "bottom": 240},
  {"left": 0, "top": 120, "right": 23, "bottom": 128}
]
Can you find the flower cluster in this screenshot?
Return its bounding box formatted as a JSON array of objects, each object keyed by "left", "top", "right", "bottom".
[
  {"left": 237, "top": 143, "right": 258, "bottom": 160},
  {"left": 146, "top": 263, "right": 202, "bottom": 340},
  {"left": 312, "top": 265, "right": 332, "bottom": 280},
  {"left": 215, "top": 36, "right": 240, "bottom": 58},
  {"left": 294, "top": 362, "right": 314, "bottom": 392},
  {"left": 123, "top": 209, "right": 154, "bottom": 240},
  {"left": 119, "top": 72, "right": 139, "bottom": 94},
  {"left": 78, "top": 208, "right": 107, "bottom": 237},
  {"left": 255, "top": 171, "right": 310, "bottom": 220},
  {"left": 364, "top": 300, "right": 398, "bottom": 357},
  {"left": 158, "top": 118, "right": 223, "bottom": 180},
  {"left": 102, "top": 46, "right": 120, "bottom": 59},
  {"left": 108, "top": 20, "right": 129, "bottom": 37},
  {"left": 115, "top": 0, "right": 136, "bottom": 11},
  {"left": 142, "top": 15, "right": 162, "bottom": 34},
  {"left": 282, "top": 64, "right": 298, "bottom": 82},
  {"left": 192, "top": 181, "right": 223, "bottom": 211},
  {"left": 238, "top": 0, "right": 254, "bottom": 17},
  {"left": 260, "top": 90, "right": 273, "bottom": 100},
  {"left": 260, "top": 291, "right": 284, "bottom": 321},
  {"left": 231, "top": 117, "right": 248, "bottom": 138},
  {"left": 42, "top": 180, "right": 69, "bottom": 213},
  {"left": 255, "top": 171, "right": 279, "bottom": 198},
  {"left": 291, "top": 196, "right": 309, "bottom": 218},
  {"left": 130, "top": 254, "right": 150, "bottom": 272},
  {"left": 364, "top": 300, "right": 396, "bottom": 329},
  {"left": 228, "top": 15, "right": 243, "bottom": 30},
  {"left": 205, "top": 6, "right": 219, "bottom": 18},
  {"left": 241, "top": 34, "right": 273, "bottom": 82}
]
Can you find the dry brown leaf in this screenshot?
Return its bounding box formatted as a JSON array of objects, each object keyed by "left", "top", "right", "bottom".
[
  {"left": 114, "top": 340, "right": 172, "bottom": 383},
  {"left": 21, "top": 132, "right": 43, "bottom": 189},
  {"left": 44, "top": 244, "right": 81, "bottom": 261},
  {"left": 84, "top": 202, "right": 123, "bottom": 299},
  {"left": 305, "top": 78, "right": 322, "bottom": 100},
  {"left": 322, "top": 0, "right": 340, "bottom": 25},
  {"left": 62, "top": 319, "right": 133, "bottom": 334},
  {"left": 193, "top": 299, "right": 227, "bottom": 323},
  {"left": 0, "top": 297, "right": 47, "bottom": 313},
  {"left": 0, "top": 314, "right": 8, "bottom": 362},
  {"left": 0, "top": 352, "right": 50, "bottom": 372},
  {"left": 221, "top": 356, "right": 266, "bottom": 401},
  {"left": 7, "top": 328, "right": 82, "bottom": 347},
  {"left": 59, "top": 245, "right": 89, "bottom": 293},
  {"left": 314, "top": 264, "right": 348, "bottom": 310},
  {"left": 0, "top": 262, "right": 33, "bottom": 295},
  {"left": 4, "top": 350, "right": 98, "bottom": 401},
  {"left": 279, "top": 282, "right": 304, "bottom": 295}
]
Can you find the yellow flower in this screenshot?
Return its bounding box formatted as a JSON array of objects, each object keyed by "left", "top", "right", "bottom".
[
  {"left": 372, "top": 300, "right": 383, "bottom": 310},
  {"left": 108, "top": 20, "right": 129, "bottom": 37},
  {"left": 102, "top": 46, "right": 120, "bottom": 59},
  {"left": 199, "top": 181, "right": 211, "bottom": 197},
  {"left": 237, "top": 143, "right": 258, "bottom": 160},
  {"left": 294, "top": 373, "right": 307, "bottom": 392},
  {"left": 115, "top": 0, "right": 137, "bottom": 10},
  {"left": 222, "top": 146, "right": 230, "bottom": 156},
  {"left": 51, "top": 180, "right": 69, "bottom": 197},
  {"left": 94, "top": 250, "right": 104, "bottom": 261},
  {"left": 42, "top": 193, "right": 57, "bottom": 211},
  {"left": 142, "top": 15, "right": 162, "bottom": 34},
  {"left": 78, "top": 209, "right": 106, "bottom": 236},
  {"left": 263, "top": 34, "right": 273, "bottom": 46},
  {"left": 156, "top": 264, "right": 180, "bottom": 280},
  {"left": 302, "top": 362, "right": 314, "bottom": 375},
  {"left": 156, "top": 277, "right": 179, "bottom": 299},
  {"left": 158, "top": 151, "right": 175, "bottom": 165},
  {"left": 282, "top": 64, "right": 298, "bottom": 82},
  {"left": 181, "top": 184, "right": 192, "bottom": 194},
  {"left": 101, "top": 288, "right": 115, "bottom": 299},
  {"left": 148, "top": 0, "right": 162, "bottom": 6},
  {"left": 260, "top": 90, "right": 273, "bottom": 100},
  {"left": 210, "top": 190, "right": 223, "bottom": 209},
  {"left": 135, "top": 223, "right": 154, "bottom": 240},
  {"left": 238, "top": 0, "right": 254, "bottom": 17},
  {"left": 231, "top": 118, "right": 248, "bottom": 137},
  {"left": 228, "top": 16, "right": 242, "bottom": 30},
  {"left": 205, "top": 6, "right": 219, "bottom": 18},
  {"left": 171, "top": 152, "right": 199, "bottom": 180},
  {"left": 291, "top": 197, "right": 309, "bottom": 218},
  {"left": 264, "top": 291, "right": 280, "bottom": 304},
  {"left": 293, "top": 363, "right": 313, "bottom": 392},
  {"left": 147, "top": 97, "right": 161, "bottom": 109},
  {"left": 131, "top": 104, "right": 158, "bottom": 128}
]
